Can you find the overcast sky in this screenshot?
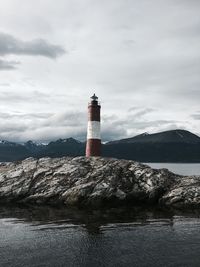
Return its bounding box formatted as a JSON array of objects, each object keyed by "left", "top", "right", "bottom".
[{"left": 0, "top": 0, "right": 200, "bottom": 142}]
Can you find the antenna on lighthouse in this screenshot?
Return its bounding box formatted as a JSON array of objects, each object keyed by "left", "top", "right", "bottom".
[{"left": 85, "top": 94, "right": 101, "bottom": 157}]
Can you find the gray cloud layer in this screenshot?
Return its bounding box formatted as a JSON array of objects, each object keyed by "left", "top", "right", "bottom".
[
  {"left": 0, "top": 32, "right": 65, "bottom": 59},
  {"left": 0, "top": 106, "right": 188, "bottom": 142},
  {"left": 191, "top": 113, "right": 200, "bottom": 120},
  {"left": 0, "top": 90, "right": 49, "bottom": 103},
  {"left": 0, "top": 0, "right": 199, "bottom": 141},
  {"left": 0, "top": 59, "right": 19, "bottom": 70},
  {"left": 0, "top": 110, "right": 86, "bottom": 142}
]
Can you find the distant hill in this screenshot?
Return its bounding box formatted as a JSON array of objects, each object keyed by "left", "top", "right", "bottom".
[
  {"left": 103, "top": 130, "right": 200, "bottom": 162},
  {"left": 37, "top": 138, "right": 85, "bottom": 158},
  {"left": 0, "top": 138, "right": 85, "bottom": 162},
  {"left": 107, "top": 130, "right": 200, "bottom": 144},
  {"left": 24, "top": 140, "right": 47, "bottom": 154},
  {"left": 0, "top": 129, "right": 199, "bottom": 162},
  {"left": 0, "top": 140, "right": 30, "bottom": 162}
]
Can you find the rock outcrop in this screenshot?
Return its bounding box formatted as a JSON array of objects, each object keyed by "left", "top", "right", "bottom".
[{"left": 0, "top": 157, "right": 199, "bottom": 208}]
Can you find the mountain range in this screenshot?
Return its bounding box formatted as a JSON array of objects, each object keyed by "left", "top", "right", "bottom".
[{"left": 0, "top": 129, "right": 199, "bottom": 162}]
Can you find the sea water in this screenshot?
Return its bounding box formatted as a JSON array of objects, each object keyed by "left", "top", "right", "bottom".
[
  {"left": 0, "top": 164, "right": 200, "bottom": 267},
  {"left": 146, "top": 163, "right": 200, "bottom": 176},
  {"left": 0, "top": 206, "right": 200, "bottom": 267}
]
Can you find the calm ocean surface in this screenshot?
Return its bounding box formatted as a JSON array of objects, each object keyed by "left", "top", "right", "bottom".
[
  {"left": 146, "top": 163, "right": 200, "bottom": 176},
  {"left": 0, "top": 164, "right": 200, "bottom": 267}
]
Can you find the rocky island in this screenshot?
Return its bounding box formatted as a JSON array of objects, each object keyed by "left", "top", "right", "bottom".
[{"left": 0, "top": 157, "right": 199, "bottom": 209}]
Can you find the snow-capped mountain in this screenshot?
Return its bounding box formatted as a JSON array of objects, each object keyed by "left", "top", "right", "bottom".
[
  {"left": 23, "top": 140, "right": 47, "bottom": 153},
  {"left": 0, "top": 129, "right": 199, "bottom": 162}
]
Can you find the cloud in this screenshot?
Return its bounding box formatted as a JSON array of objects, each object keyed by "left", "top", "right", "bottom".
[
  {"left": 0, "top": 82, "right": 10, "bottom": 86},
  {"left": 101, "top": 108, "right": 181, "bottom": 141},
  {"left": 0, "top": 110, "right": 87, "bottom": 142},
  {"left": 0, "top": 0, "right": 199, "bottom": 140},
  {"left": 0, "top": 112, "right": 53, "bottom": 119},
  {"left": 0, "top": 107, "right": 193, "bottom": 143},
  {"left": 130, "top": 108, "right": 156, "bottom": 118},
  {"left": 102, "top": 128, "right": 127, "bottom": 142},
  {"left": 0, "top": 90, "right": 50, "bottom": 103},
  {"left": 0, "top": 32, "right": 65, "bottom": 58},
  {"left": 0, "top": 59, "right": 19, "bottom": 70},
  {"left": 191, "top": 113, "right": 200, "bottom": 120}
]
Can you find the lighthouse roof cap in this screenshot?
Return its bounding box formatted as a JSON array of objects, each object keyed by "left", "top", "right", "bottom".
[{"left": 91, "top": 93, "right": 98, "bottom": 101}]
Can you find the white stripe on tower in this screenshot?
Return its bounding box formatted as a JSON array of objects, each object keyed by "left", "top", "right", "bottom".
[{"left": 87, "top": 121, "right": 101, "bottom": 140}]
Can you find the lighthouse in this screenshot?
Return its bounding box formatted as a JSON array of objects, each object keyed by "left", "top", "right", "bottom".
[{"left": 86, "top": 94, "right": 101, "bottom": 157}]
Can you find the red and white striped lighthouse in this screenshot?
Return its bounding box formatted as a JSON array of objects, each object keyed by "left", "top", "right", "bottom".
[{"left": 86, "top": 94, "right": 101, "bottom": 157}]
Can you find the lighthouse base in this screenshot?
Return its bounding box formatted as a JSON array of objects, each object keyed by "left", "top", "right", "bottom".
[{"left": 86, "top": 139, "right": 101, "bottom": 157}]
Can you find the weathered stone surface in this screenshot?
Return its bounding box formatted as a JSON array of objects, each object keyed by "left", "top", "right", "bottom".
[
  {"left": 0, "top": 157, "right": 199, "bottom": 208},
  {"left": 161, "top": 175, "right": 200, "bottom": 208}
]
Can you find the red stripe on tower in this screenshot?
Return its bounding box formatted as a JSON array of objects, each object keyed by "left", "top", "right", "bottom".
[{"left": 86, "top": 94, "right": 101, "bottom": 157}]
